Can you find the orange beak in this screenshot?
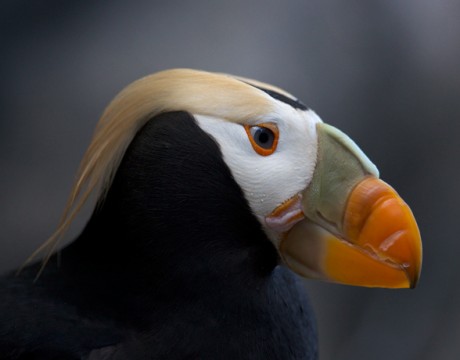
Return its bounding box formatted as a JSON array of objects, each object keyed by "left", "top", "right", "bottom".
[{"left": 277, "top": 123, "right": 422, "bottom": 288}]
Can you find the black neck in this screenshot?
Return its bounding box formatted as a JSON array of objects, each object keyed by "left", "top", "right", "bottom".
[
  {"left": 58, "top": 112, "right": 278, "bottom": 318},
  {"left": 25, "top": 111, "right": 317, "bottom": 358}
]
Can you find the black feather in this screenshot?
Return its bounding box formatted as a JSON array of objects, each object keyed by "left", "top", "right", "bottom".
[{"left": 0, "top": 111, "right": 317, "bottom": 359}]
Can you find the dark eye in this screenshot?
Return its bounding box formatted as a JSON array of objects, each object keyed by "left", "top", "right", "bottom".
[
  {"left": 244, "top": 123, "right": 279, "bottom": 156},
  {"left": 250, "top": 126, "right": 275, "bottom": 149}
]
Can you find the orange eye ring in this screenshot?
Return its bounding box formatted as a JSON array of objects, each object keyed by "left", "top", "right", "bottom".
[{"left": 244, "top": 123, "right": 279, "bottom": 156}]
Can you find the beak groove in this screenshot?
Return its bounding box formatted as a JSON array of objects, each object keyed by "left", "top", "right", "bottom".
[{"left": 343, "top": 176, "right": 422, "bottom": 288}]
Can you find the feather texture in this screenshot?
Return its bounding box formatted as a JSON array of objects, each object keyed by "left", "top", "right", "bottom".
[{"left": 27, "top": 69, "right": 292, "bottom": 268}]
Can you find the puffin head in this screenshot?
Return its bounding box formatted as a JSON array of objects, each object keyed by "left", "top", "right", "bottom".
[{"left": 38, "top": 69, "right": 422, "bottom": 288}]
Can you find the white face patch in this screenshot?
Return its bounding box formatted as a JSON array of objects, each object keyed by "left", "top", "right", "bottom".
[{"left": 194, "top": 104, "right": 322, "bottom": 245}]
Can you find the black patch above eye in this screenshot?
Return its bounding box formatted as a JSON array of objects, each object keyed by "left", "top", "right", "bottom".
[
  {"left": 259, "top": 88, "right": 307, "bottom": 110},
  {"left": 250, "top": 126, "right": 275, "bottom": 149},
  {"left": 243, "top": 82, "right": 308, "bottom": 111}
]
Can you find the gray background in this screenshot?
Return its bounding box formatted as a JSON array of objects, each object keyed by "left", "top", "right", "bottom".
[{"left": 1, "top": 1, "right": 459, "bottom": 359}]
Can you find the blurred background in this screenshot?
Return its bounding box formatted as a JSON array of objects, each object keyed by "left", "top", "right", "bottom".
[{"left": 1, "top": 1, "right": 459, "bottom": 358}]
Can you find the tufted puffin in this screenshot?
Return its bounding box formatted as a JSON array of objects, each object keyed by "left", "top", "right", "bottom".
[{"left": 0, "top": 69, "right": 422, "bottom": 359}]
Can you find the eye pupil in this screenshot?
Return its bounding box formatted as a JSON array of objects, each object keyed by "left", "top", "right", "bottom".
[
  {"left": 251, "top": 127, "right": 274, "bottom": 149},
  {"left": 257, "top": 130, "right": 270, "bottom": 144}
]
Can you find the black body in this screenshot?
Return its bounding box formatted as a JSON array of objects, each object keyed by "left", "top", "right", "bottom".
[{"left": 0, "top": 112, "right": 317, "bottom": 359}]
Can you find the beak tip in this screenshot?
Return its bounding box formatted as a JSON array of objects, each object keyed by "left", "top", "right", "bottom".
[
  {"left": 408, "top": 260, "right": 422, "bottom": 289},
  {"left": 405, "top": 226, "right": 423, "bottom": 289}
]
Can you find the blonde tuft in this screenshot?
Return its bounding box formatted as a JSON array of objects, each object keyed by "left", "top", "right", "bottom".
[{"left": 27, "top": 68, "right": 290, "bottom": 273}]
